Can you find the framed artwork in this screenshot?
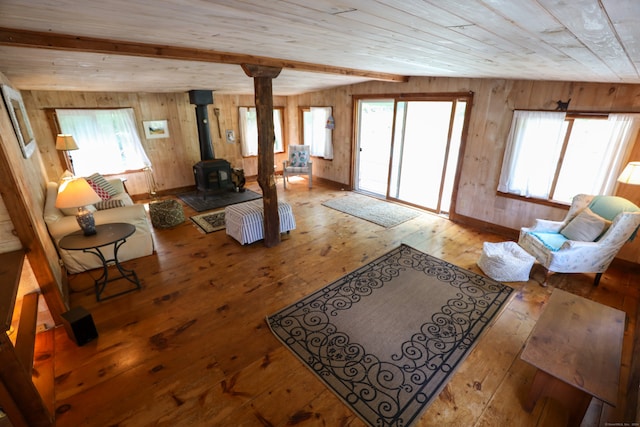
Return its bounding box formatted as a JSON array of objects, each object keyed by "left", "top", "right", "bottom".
[
  {"left": 143, "top": 119, "right": 170, "bottom": 139},
  {"left": 226, "top": 129, "right": 236, "bottom": 144},
  {"left": 1, "top": 85, "right": 36, "bottom": 158}
]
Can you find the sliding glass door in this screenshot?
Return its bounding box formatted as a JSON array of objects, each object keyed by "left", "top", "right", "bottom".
[
  {"left": 355, "top": 100, "right": 395, "bottom": 195},
  {"left": 355, "top": 95, "right": 470, "bottom": 215}
]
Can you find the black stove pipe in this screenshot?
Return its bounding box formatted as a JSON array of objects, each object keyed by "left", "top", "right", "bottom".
[{"left": 188, "top": 90, "right": 214, "bottom": 160}]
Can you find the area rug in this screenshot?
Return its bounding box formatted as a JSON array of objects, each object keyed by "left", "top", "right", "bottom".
[
  {"left": 267, "top": 244, "right": 514, "bottom": 427},
  {"left": 190, "top": 210, "right": 225, "bottom": 234},
  {"left": 178, "top": 189, "right": 261, "bottom": 212},
  {"left": 322, "top": 193, "right": 421, "bottom": 228}
]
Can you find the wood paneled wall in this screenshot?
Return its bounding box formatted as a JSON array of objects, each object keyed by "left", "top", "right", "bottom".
[
  {"left": 19, "top": 76, "right": 640, "bottom": 264},
  {"left": 287, "top": 77, "right": 640, "bottom": 263},
  {"left": 25, "top": 91, "right": 289, "bottom": 195},
  {"left": 26, "top": 91, "right": 201, "bottom": 195},
  {"left": 210, "top": 94, "right": 289, "bottom": 177}
]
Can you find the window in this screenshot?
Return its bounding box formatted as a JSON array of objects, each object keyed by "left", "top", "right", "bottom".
[
  {"left": 498, "top": 111, "right": 640, "bottom": 204},
  {"left": 238, "top": 107, "right": 284, "bottom": 157},
  {"left": 302, "top": 107, "right": 333, "bottom": 159},
  {"left": 56, "top": 108, "right": 151, "bottom": 177}
]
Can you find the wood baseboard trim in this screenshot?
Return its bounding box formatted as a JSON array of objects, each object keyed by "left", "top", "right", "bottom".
[{"left": 450, "top": 213, "right": 519, "bottom": 240}]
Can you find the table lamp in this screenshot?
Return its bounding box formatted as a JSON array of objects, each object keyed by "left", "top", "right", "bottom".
[
  {"left": 55, "top": 134, "right": 78, "bottom": 151},
  {"left": 55, "top": 134, "right": 79, "bottom": 173},
  {"left": 55, "top": 178, "right": 102, "bottom": 235},
  {"left": 617, "top": 162, "right": 640, "bottom": 186}
]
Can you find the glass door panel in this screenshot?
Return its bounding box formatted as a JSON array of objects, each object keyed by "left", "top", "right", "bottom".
[
  {"left": 390, "top": 101, "right": 453, "bottom": 211},
  {"left": 355, "top": 100, "right": 394, "bottom": 196},
  {"left": 440, "top": 100, "right": 466, "bottom": 213}
]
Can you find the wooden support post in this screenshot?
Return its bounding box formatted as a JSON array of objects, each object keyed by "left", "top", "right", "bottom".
[
  {"left": 0, "top": 118, "right": 67, "bottom": 324},
  {"left": 242, "top": 64, "right": 282, "bottom": 248},
  {"left": 14, "top": 292, "right": 39, "bottom": 375}
]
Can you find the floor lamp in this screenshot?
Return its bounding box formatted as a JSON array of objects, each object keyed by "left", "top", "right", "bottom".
[{"left": 56, "top": 134, "right": 79, "bottom": 174}]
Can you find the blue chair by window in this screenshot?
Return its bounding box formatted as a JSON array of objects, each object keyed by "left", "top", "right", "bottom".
[
  {"left": 282, "top": 145, "right": 312, "bottom": 189},
  {"left": 518, "top": 194, "right": 640, "bottom": 286}
]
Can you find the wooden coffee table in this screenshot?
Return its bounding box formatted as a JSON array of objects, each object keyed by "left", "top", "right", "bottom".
[{"left": 520, "top": 289, "right": 625, "bottom": 426}]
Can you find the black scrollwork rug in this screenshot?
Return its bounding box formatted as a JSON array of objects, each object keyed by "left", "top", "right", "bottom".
[{"left": 267, "top": 244, "right": 514, "bottom": 427}]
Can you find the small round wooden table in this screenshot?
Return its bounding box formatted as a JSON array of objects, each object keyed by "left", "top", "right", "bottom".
[{"left": 59, "top": 222, "right": 141, "bottom": 301}]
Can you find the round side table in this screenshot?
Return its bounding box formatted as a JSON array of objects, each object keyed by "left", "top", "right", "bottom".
[{"left": 59, "top": 222, "right": 141, "bottom": 301}]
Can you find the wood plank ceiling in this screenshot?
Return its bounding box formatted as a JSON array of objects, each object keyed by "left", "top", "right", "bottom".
[{"left": 0, "top": 0, "right": 638, "bottom": 96}]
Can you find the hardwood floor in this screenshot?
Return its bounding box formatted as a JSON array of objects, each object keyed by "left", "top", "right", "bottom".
[{"left": 50, "top": 179, "right": 640, "bottom": 427}]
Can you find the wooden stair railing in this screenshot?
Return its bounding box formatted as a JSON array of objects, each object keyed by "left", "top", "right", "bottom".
[{"left": 0, "top": 250, "right": 54, "bottom": 427}]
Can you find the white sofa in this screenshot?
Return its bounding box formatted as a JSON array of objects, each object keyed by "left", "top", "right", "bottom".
[{"left": 44, "top": 178, "right": 154, "bottom": 273}]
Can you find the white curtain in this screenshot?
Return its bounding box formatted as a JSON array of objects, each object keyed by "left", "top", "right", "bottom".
[
  {"left": 238, "top": 107, "right": 256, "bottom": 156},
  {"left": 309, "top": 107, "right": 333, "bottom": 159},
  {"left": 56, "top": 108, "right": 151, "bottom": 176},
  {"left": 273, "top": 109, "right": 284, "bottom": 153},
  {"left": 600, "top": 114, "right": 640, "bottom": 194},
  {"left": 497, "top": 110, "right": 566, "bottom": 198},
  {"left": 238, "top": 107, "right": 283, "bottom": 157}
]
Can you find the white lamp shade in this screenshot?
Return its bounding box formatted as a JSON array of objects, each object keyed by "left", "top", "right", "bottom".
[
  {"left": 55, "top": 134, "right": 79, "bottom": 151},
  {"left": 55, "top": 178, "right": 101, "bottom": 208},
  {"left": 617, "top": 162, "right": 640, "bottom": 185}
]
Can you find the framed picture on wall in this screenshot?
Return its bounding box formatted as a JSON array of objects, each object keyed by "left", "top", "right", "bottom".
[
  {"left": 1, "top": 85, "right": 36, "bottom": 158},
  {"left": 143, "top": 120, "right": 170, "bottom": 139}
]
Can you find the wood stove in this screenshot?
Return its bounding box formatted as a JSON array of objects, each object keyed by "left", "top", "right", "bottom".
[
  {"left": 189, "top": 90, "right": 234, "bottom": 196},
  {"left": 193, "top": 159, "right": 233, "bottom": 194}
]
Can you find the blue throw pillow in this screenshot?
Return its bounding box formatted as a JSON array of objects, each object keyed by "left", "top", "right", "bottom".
[
  {"left": 589, "top": 196, "right": 639, "bottom": 221},
  {"left": 529, "top": 231, "right": 568, "bottom": 251}
]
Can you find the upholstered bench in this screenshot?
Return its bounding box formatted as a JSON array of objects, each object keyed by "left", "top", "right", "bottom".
[
  {"left": 225, "top": 199, "right": 296, "bottom": 244},
  {"left": 149, "top": 199, "right": 185, "bottom": 229},
  {"left": 477, "top": 241, "right": 535, "bottom": 282}
]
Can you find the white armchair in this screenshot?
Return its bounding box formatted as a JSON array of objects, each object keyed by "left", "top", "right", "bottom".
[
  {"left": 518, "top": 194, "right": 640, "bottom": 286},
  {"left": 282, "top": 145, "right": 312, "bottom": 189}
]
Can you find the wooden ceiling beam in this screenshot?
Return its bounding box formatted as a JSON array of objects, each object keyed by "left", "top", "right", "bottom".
[{"left": 0, "top": 27, "right": 409, "bottom": 83}]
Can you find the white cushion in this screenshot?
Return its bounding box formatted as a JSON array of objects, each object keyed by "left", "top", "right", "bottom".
[
  {"left": 477, "top": 241, "right": 535, "bottom": 282},
  {"left": 561, "top": 207, "right": 611, "bottom": 242}
]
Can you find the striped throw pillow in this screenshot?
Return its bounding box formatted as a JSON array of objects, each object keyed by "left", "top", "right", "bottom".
[
  {"left": 94, "top": 199, "right": 124, "bottom": 210},
  {"left": 86, "top": 173, "right": 118, "bottom": 200}
]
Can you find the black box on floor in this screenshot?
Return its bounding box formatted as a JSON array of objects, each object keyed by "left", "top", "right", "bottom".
[{"left": 61, "top": 306, "right": 98, "bottom": 346}]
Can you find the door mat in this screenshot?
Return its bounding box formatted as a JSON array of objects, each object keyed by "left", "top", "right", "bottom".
[
  {"left": 190, "top": 210, "right": 225, "bottom": 234},
  {"left": 322, "top": 193, "right": 421, "bottom": 228}
]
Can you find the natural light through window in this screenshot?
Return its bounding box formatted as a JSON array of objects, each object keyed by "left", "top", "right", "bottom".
[
  {"left": 238, "top": 107, "right": 284, "bottom": 157},
  {"left": 56, "top": 108, "right": 151, "bottom": 177},
  {"left": 302, "top": 107, "right": 333, "bottom": 159},
  {"left": 498, "top": 111, "right": 640, "bottom": 204}
]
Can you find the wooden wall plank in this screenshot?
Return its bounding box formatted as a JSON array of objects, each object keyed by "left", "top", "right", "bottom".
[{"left": 25, "top": 90, "right": 290, "bottom": 193}]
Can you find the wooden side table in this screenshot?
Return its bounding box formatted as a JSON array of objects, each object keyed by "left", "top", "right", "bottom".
[
  {"left": 59, "top": 223, "right": 141, "bottom": 301},
  {"left": 520, "top": 289, "right": 625, "bottom": 426}
]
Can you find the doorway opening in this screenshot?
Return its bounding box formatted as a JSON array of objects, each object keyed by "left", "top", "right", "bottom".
[{"left": 354, "top": 93, "right": 472, "bottom": 216}]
